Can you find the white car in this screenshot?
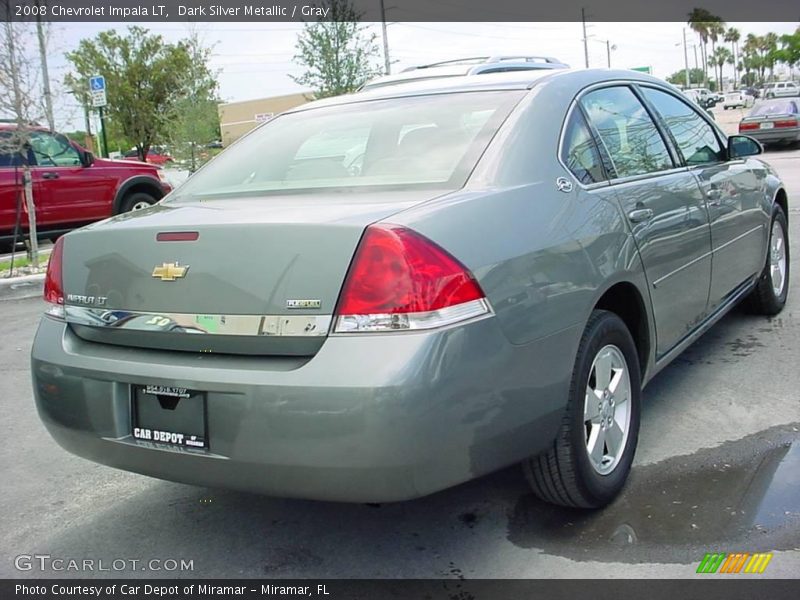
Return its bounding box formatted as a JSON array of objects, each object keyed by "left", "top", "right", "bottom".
[
  {"left": 762, "top": 81, "right": 800, "bottom": 99},
  {"left": 723, "top": 91, "right": 755, "bottom": 109}
]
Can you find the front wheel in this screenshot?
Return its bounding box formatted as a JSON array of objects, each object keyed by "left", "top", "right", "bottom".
[
  {"left": 745, "top": 204, "right": 789, "bottom": 315},
  {"left": 523, "top": 310, "right": 641, "bottom": 508}
]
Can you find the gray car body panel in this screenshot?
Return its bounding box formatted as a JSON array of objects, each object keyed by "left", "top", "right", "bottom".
[{"left": 31, "top": 69, "right": 787, "bottom": 501}]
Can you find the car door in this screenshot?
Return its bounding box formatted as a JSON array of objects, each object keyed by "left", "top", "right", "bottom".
[
  {"left": 580, "top": 85, "right": 713, "bottom": 357},
  {"left": 29, "top": 130, "right": 112, "bottom": 226},
  {"left": 639, "top": 86, "right": 766, "bottom": 311}
]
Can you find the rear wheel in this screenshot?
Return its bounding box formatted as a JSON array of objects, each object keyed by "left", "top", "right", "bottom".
[
  {"left": 745, "top": 204, "right": 789, "bottom": 315},
  {"left": 120, "top": 192, "right": 157, "bottom": 213},
  {"left": 523, "top": 310, "right": 641, "bottom": 508}
]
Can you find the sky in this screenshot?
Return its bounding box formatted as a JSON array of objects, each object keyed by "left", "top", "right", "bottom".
[{"left": 40, "top": 20, "right": 800, "bottom": 132}]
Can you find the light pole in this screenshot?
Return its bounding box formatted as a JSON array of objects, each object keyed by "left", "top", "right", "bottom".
[
  {"left": 581, "top": 7, "right": 590, "bottom": 68},
  {"left": 591, "top": 38, "right": 616, "bottom": 68}
]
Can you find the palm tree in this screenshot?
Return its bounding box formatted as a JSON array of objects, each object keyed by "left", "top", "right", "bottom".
[
  {"left": 762, "top": 32, "right": 779, "bottom": 81},
  {"left": 712, "top": 47, "right": 732, "bottom": 89},
  {"left": 687, "top": 9, "right": 725, "bottom": 89},
  {"left": 688, "top": 9, "right": 710, "bottom": 87},
  {"left": 724, "top": 27, "right": 741, "bottom": 87}
]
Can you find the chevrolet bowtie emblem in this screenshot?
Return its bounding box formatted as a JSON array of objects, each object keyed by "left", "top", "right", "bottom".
[{"left": 152, "top": 262, "right": 189, "bottom": 281}]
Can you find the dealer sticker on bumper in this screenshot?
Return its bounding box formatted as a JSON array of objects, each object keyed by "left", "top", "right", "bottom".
[{"left": 133, "top": 427, "right": 206, "bottom": 448}]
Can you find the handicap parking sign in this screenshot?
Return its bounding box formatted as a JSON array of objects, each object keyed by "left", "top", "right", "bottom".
[{"left": 89, "top": 76, "right": 105, "bottom": 91}]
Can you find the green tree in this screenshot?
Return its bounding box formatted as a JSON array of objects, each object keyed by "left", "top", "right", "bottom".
[
  {"left": 64, "top": 26, "right": 199, "bottom": 161},
  {"left": 774, "top": 26, "right": 800, "bottom": 72},
  {"left": 666, "top": 68, "right": 705, "bottom": 87},
  {"left": 165, "top": 30, "right": 220, "bottom": 171},
  {"left": 291, "top": 0, "right": 381, "bottom": 98}
]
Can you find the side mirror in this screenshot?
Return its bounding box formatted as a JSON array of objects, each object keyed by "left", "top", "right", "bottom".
[
  {"left": 81, "top": 150, "right": 95, "bottom": 167},
  {"left": 728, "top": 135, "right": 762, "bottom": 159}
]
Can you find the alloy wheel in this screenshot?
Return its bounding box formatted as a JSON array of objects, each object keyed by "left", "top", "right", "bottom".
[{"left": 583, "top": 344, "right": 632, "bottom": 475}]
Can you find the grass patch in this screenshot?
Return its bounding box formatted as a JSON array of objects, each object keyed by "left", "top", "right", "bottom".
[{"left": 0, "top": 252, "right": 50, "bottom": 274}]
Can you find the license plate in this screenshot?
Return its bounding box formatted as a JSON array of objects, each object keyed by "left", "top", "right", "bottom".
[
  {"left": 760, "top": 122, "right": 775, "bottom": 129},
  {"left": 132, "top": 386, "right": 207, "bottom": 448}
]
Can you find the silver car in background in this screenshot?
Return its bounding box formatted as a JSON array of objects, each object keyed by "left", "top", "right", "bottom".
[
  {"left": 32, "top": 70, "right": 789, "bottom": 509},
  {"left": 739, "top": 98, "right": 800, "bottom": 147}
]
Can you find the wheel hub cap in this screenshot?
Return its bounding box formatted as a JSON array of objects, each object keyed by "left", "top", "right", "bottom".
[
  {"left": 770, "top": 220, "right": 786, "bottom": 297},
  {"left": 584, "top": 344, "right": 632, "bottom": 475}
]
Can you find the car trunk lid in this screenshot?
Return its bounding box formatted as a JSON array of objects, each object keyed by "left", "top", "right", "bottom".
[{"left": 62, "top": 192, "right": 443, "bottom": 355}]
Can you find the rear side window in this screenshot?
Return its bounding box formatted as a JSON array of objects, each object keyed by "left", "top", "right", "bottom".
[
  {"left": 581, "top": 86, "right": 673, "bottom": 178},
  {"left": 560, "top": 109, "right": 605, "bottom": 184},
  {"left": 0, "top": 132, "right": 24, "bottom": 167},
  {"left": 640, "top": 87, "right": 724, "bottom": 166}
]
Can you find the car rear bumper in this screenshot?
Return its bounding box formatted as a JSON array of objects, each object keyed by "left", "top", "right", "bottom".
[
  {"left": 746, "top": 127, "right": 800, "bottom": 144},
  {"left": 31, "top": 314, "right": 577, "bottom": 502}
]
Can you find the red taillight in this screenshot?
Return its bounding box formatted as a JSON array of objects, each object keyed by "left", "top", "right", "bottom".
[
  {"left": 43, "top": 236, "right": 64, "bottom": 308},
  {"left": 334, "top": 224, "right": 489, "bottom": 332},
  {"left": 775, "top": 119, "right": 798, "bottom": 128},
  {"left": 739, "top": 122, "right": 759, "bottom": 131}
]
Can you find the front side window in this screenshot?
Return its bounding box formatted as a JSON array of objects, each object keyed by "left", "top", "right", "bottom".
[
  {"left": 641, "top": 87, "right": 724, "bottom": 166},
  {"left": 169, "top": 91, "right": 524, "bottom": 202},
  {"left": 29, "top": 132, "right": 81, "bottom": 167},
  {"left": 560, "top": 109, "right": 605, "bottom": 184},
  {"left": 580, "top": 86, "right": 673, "bottom": 178}
]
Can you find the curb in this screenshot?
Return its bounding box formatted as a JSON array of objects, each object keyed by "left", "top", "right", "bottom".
[{"left": 0, "top": 273, "right": 45, "bottom": 301}]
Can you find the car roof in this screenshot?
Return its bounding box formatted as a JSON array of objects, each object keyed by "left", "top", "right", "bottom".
[
  {"left": 361, "top": 56, "right": 569, "bottom": 91},
  {"left": 287, "top": 68, "right": 674, "bottom": 114}
]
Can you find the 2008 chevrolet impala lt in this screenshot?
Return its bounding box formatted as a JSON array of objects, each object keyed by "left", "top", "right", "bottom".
[{"left": 31, "top": 69, "right": 789, "bottom": 507}]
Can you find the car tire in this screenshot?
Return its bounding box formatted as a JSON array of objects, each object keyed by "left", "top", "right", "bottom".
[
  {"left": 0, "top": 240, "right": 15, "bottom": 254},
  {"left": 745, "top": 204, "right": 789, "bottom": 315},
  {"left": 119, "top": 192, "right": 157, "bottom": 213},
  {"left": 523, "top": 309, "right": 641, "bottom": 508}
]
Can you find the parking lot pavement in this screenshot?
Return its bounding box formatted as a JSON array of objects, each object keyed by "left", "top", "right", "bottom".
[{"left": 1, "top": 149, "right": 799, "bottom": 580}]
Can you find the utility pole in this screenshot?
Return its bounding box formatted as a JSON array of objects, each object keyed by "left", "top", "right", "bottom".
[
  {"left": 379, "top": 0, "right": 390, "bottom": 75},
  {"left": 606, "top": 40, "right": 612, "bottom": 68},
  {"left": 35, "top": 0, "right": 54, "bottom": 131},
  {"left": 683, "top": 28, "right": 691, "bottom": 88},
  {"left": 581, "top": 8, "right": 589, "bottom": 68}
]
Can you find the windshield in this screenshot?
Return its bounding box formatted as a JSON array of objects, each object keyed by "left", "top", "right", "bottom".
[
  {"left": 749, "top": 101, "right": 798, "bottom": 117},
  {"left": 169, "top": 91, "right": 524, "bottom": 202}
]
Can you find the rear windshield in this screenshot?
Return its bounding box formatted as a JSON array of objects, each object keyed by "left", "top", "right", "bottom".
[
  {"left": 168, "top": 91, "right": 523, "bottom": 201},
  {"left": 748, "top": 101, "right": 798, "bottom": 117}
]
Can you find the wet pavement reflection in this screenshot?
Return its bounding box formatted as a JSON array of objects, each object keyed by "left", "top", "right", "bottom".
[{"left": 507, "top": 424, "right": 800, "bottom": 563}]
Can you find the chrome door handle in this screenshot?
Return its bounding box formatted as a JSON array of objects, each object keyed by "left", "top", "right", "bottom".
[
  {"left": 628, "top": 208, "right": 653, "bottom": 223},
  {"left": 706, "top": 188, "right": 722, "bottom": 206}
]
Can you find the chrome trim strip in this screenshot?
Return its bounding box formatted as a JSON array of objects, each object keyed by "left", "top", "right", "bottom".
[
  {"left": 713, "top": 224, "right": 764, "bottom": 254},
  {"left": 652, "top": 251, "right": 712, "bottom": 288},
  {"left": 64, "top": 306, "right": 332, "bottom": 337},
  {"left": 651, "top": 224, "right": 763, "bottom": 289}
]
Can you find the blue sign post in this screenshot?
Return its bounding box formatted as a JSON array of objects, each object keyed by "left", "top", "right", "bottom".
[{"left": 89, "top": 75, "right": 108, "bottom": 158}]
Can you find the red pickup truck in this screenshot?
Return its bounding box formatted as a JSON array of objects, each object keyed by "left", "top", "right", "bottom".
[{"left": 0, "top": 124, "right": 172, "bottom": 252}]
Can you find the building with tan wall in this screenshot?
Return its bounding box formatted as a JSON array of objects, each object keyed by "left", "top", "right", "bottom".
[{"left": 217, "top": 92, "right": 312, "bottom": 146}]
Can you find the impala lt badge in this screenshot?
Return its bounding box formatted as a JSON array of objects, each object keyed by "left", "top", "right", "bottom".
[{"left": 152, "top": 262, "right": 189, "bottom": 281}]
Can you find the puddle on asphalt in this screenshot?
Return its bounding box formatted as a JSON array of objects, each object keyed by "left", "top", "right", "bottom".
[{"left": 506, "top": 424, "right": 800, "bottom": 563}]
